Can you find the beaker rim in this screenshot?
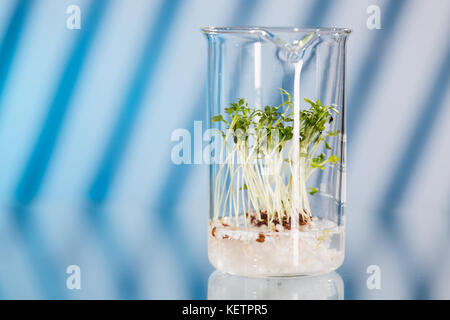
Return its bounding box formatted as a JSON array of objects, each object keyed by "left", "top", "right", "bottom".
[{"left": 201, "top": 26, "right": 352, "bottom": 35}]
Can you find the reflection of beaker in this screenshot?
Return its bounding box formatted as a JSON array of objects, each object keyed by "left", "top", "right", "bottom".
[
  {"left": 203, "top": 27, "right": 351, "bottom": 277},
  {"left": 208, "top": 270, "right": 344, "bottom": 300}
]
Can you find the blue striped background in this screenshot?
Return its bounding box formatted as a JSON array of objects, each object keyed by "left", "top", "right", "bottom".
[{"left": 0, "top": 0, "right": 449, "bottom": 299}]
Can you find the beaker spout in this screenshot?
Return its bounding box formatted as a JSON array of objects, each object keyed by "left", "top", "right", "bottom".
[
  {"left": 258, "top": 29, "right": 318, "bottom": 62},
  {"left": 252, "top": 28, "right": 318, "bottom": 62}
]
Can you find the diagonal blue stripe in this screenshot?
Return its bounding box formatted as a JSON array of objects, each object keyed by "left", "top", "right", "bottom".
[
  {"left": 14, "top": 0, "right": 109, "bottom": 204},
  {"left": 302, "top": 0, "right": 334, "bottom": 27},
  {"left": 0, "top": 0, "right": 34, "bottom": 114},
  {"left": 88, "top": 0, "right": 182, "bottom": 204},
  {"left": 347, "top": 0, "right": 408, "bottom": 143}
]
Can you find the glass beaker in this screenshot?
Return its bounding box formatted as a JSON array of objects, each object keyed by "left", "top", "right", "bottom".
[{"left": 202, "top": 27, "right": 350, "bottom": 276}]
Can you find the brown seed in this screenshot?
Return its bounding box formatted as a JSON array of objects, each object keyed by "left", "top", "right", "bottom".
[
  {"left": 256, "top": 233, "right": 265, "bottom": 243},
  {"left": 222, "top": 235, "right": 229, "bottom": 239},
  {"left": 260, "top": 212, "right": 267, "bottom": 221},
  {"left": 211, "top": 227, "right": 216, "bottom": 237},
  {"left": 300, "top": 213, "right": 311, "bottom": 225}
]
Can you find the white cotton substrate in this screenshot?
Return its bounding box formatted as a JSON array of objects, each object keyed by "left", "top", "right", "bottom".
[{"left": 208, "top": 217, "right": 345, "bottom": 276}]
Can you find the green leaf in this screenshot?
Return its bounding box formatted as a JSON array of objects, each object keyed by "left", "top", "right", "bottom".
[
  {"left": 309, "top": 188, "right": 319, "bottom": 195},
  {"left": 304, "top": 98, "right": 315, "bottom": 106},
  {"left": 311, "top": 162, "right": 324, "bottom": 170},
  {"left": 313, "top": 153, "right": 325, "bottom": 163},
  {"left": 325, "top": 130, "right": 340, "bottom": 137},
  {"left": 328, "top": 155, "right": 339, "bottom": 164},
  {"left": 211, "top": 115, "right": 224, "bottom": 123}
]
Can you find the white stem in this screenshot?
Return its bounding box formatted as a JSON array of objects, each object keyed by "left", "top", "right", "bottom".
[{"left": 291, "top": 60, "right": 303, "bottom": 229}]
